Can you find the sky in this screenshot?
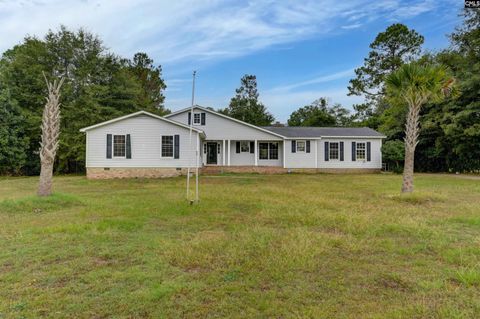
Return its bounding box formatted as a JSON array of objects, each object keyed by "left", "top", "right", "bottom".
[{"left": 0, "top": 0, "right": 464, "bottom": 121}]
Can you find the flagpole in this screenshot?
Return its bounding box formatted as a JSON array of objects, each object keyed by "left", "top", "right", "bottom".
[{"left": 187, "top": 71, "right": 197, "bottom": 202}]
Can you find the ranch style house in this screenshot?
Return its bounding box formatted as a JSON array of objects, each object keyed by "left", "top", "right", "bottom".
[{"left": 80, "top": 105, "right": 386, "bottom": 179}]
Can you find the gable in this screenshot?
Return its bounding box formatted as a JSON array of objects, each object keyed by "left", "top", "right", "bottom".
[
  {"left": 166, "top": 107, "right": 283, "bottom": 140},
  {"left": 84, "top": 114, "right": 199, "bottom": 135},
  {"left": 80, "top": 111, "right": 203, "bottom": 134}
]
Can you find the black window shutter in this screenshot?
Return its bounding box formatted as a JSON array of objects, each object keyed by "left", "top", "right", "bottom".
[
  {"left": 126, "top": 134, "right": 132, "bottom": 159},
  {"left": 236, "top": 141, "right": 240, "bottom": 153},
  {"left": 201, "top": 112, "right": 206, "bottom": 125},
  {"left": 367, "top": 142, "right": 371, "bottom": 161},
  {"left": 352, "top": 142, "right": 356, "bottom": 161},
  {"left": 174, "top": 135, "right": 180, "bottom": 159},
  {"left": 340, "top": 141, "right": 344, "bottom": 161},
  {"left": 217, "top": 144, "right": 220, "bottom": 154},
  {"left": 250, "top": 141, "right": 254, "bottom": 153},
  {"left": 306, "top": 140, "right": 311, "bottom": 153},
  {"left": 188, "top": 112, "right": 191, "bottom": 125},
  {"left": 291, "top": 140, "right": 296, "bottom": 153},
  {"left": 106, "top": 134, "right": 112, "bottom": 159},
  {"left": 324, "top": 142, "right": 329, "bottom": 161}
]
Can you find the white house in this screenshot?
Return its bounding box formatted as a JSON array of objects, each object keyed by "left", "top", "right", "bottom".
[{"left": 80, "top": 105, "right": 386, "bottom": 179}]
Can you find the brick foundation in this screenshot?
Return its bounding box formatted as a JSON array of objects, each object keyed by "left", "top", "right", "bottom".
[
  {"left": 201, "top": 166, "right": 287, "bottom": 175},
  {"left": 201, "top": 166, "right": 380, "bottom": 175},
  {"left": 86, "top": 166, "right": 380, "bottom": 179},
  {"left": 86, "top": 167, "right": 189, "bottom": 179},
  {"left": 315, "top": 168, "right": 380, "bottom": 174}
]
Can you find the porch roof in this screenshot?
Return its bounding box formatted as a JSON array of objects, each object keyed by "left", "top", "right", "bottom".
[{"left": 261, "top": 126, "right": 385, "bottom": 138}]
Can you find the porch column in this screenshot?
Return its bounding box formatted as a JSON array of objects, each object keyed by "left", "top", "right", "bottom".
[
  {"left": 227, "top": 140, "right": 231, "bottom": 166},
  {"left": 222, "top": 140, "right": 226, "bottom": 166},
  {"left": 283, "top": 140, "right": 286, "bottom": 168},
  {"left": 254, "top": 140, "right": 258, "bottom": 166},
  {"left": 314, "top": 140, "right": 318, "bottom": 168}
]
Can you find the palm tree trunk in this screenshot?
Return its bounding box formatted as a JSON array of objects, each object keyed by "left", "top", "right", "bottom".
[
  {"left": 37, "top": 75, "right": 63, "bottom": 197},
  {"left": 402, "top": 101, "right": 421, "bottom": 193},
  {"left": 402, "top": 145, "right": 415, "bottom": 193},
  {"left": 38, "top": 162, "right": 53, "bottom": 196}
]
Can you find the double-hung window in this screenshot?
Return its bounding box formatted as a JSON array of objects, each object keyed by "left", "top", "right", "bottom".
[
  {"left": 259, "top": 143, "right": 268, "bottom": 159},
  {"left": 296, "top": 140, "right": 306, "bottom": 152},
  {"left": 113, "top": 135, "right": 126, "bottom": 158},
  {"left": 240, "top": 141, "right": 250, "bottom": 152},
  {"left": 259, "top": 142, "right": 278, "bottom": 160},
  {"left": 161, "top": 136, "right": 174, "bottom": 157},
  {"left": 269, "top": 142, "right": 279, "bottom": 160},
  {"left": 356, "top": 142, "right": 366, "bottom": 160},
  {"left": 193, "top": 113, "right": 201, "bottom": 125},
  {"left": 329, "top": 142, "right": 339, "bottom": 160}
]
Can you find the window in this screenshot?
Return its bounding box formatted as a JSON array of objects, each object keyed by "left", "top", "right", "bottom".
[
  {"left": 113, "top": 135, "right": 126, "bottom": 157},
  {"left": 259, "top": 143, "right": 268, "bottom": 159},
  {"left": 296, "top": 140, "right": 306, "bottom": 152},
  {"left": 356, "top": 142, "right": 366, "bottom": 160},
  {"left": 269, "top": 142, "right": 279, "bottom": 160},
  {"left": 329, "top": 142, "right": 339, "bottom": 160},
  {"left": 193, "top": 113, "right": 201, "bottom": 125},
  {"left": 259, "top": 142, "right": 278, "bottom": 160},
  {"left": 240, "top": 141, "right": 250, "bottom": 152},
  {"left": 161, "top": 136, "right": 174, "bottom": 157}
]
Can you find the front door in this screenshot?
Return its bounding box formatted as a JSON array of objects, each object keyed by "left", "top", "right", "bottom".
[{"left": 206, "top": 142, "right": 218, "bottom": 165}]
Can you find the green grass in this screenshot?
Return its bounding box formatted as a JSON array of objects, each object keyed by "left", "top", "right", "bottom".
[{"left": 0, "top": 173, "right": 479, "bottom": 318}]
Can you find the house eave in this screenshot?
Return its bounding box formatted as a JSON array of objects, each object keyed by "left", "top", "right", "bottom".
[{"left": 320, "top": 135, "right": 387, "bottom": 139}]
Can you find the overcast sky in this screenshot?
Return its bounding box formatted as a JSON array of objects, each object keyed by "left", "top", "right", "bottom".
[{"left": 0, "top": 0, "right": 462, "bottom": 121}]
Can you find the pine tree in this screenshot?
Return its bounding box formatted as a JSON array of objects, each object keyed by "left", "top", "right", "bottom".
[
  {"left": 221, "top": 75, "right": 274, "bottom": 126},
  {"left": 348, "top": 24, "right": 424, "bottom": 124}
]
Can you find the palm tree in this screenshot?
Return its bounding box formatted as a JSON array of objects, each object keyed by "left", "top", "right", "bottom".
[
  {"left": 38, "top": 75, "right": 64, "bottom": 196},
  {"left": 386, "top": 63, "right": 455, "bottom": 193}
]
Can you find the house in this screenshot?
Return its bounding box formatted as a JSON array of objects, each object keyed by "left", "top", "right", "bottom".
[{"left": 80, "top": 105, "right": 386, "bottom": 179}]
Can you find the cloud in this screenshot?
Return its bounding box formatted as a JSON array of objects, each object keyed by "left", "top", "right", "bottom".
[
  {"left": 341, "top": 24, "right": 363, "bottom": 30},
  {"left": 0, "top": 0, "right": 452, "bottom": 122},
  {"left": 0, "top": 0, "right": 444, "bottom": 66},
  {"left": 269, "top": 69, "right": 354, "bottom": 92}
]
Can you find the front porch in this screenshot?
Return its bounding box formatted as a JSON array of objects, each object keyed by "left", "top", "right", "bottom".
[{"left": 201, "top": 139, "right": 283, "bottom": 167}]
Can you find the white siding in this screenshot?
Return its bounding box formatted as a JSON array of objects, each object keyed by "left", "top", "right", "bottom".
[
  {"left": 284, "top": 139, "right": 317, "bottom": 168},
  {"left": 317, "top": 138, "right": 382, "bottom": 169},
  {"left": 229, "top": 140, "right": 254, "bottom": 166},
  {"left": 227, "top": 140, "right": 283, "bottom": 166},
  {"left": 283, "top": 138, "right": 382, "bottom": 169},
  {"left": 168, "top": 108, "right": 281, "bottom": 140},
  {"left": 86, "top": 115, "right": 200, "bottom": 168}
]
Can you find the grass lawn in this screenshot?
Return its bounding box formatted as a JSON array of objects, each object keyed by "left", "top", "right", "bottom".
[{"left": 0, "top": 173, "right": 479, "bottom": 318}]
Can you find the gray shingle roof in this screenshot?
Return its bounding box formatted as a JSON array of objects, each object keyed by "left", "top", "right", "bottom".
[{"left": 261, "top": 126, "right": 385, "bottom": 138}]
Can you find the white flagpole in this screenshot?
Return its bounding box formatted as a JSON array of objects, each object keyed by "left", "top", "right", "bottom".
[{"left": 187, "top": 71, "right": 197, "bottom": 202}]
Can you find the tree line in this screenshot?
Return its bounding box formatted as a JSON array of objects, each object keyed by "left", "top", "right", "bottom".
[
  {"left": 0, "top": 9, "right": 478, "bottom": 175},
  {"left": 0, "top": 26, "right": 169, "bottom": 175}
]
